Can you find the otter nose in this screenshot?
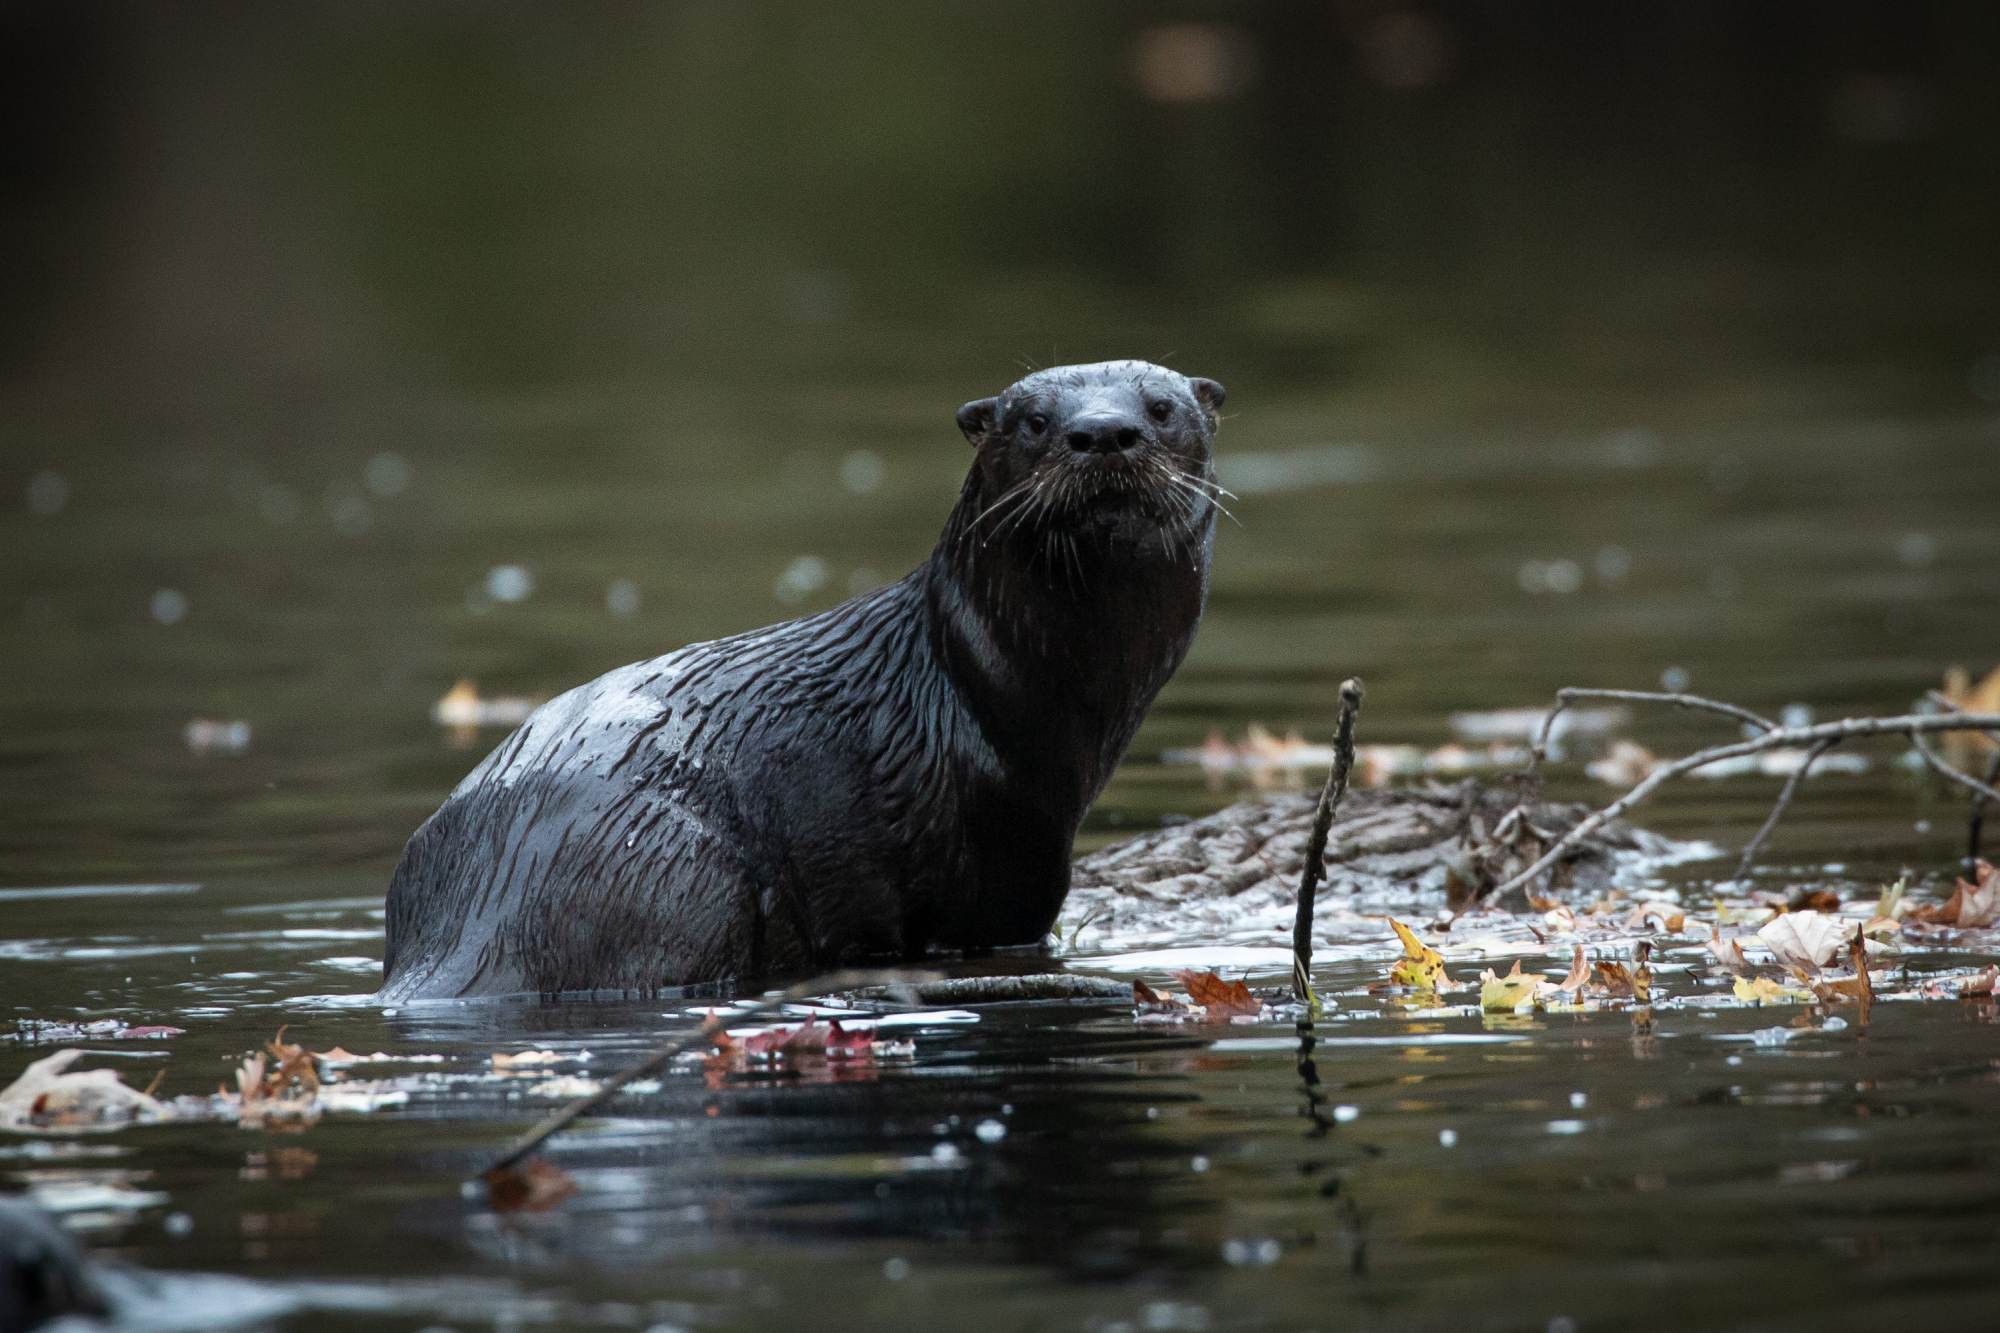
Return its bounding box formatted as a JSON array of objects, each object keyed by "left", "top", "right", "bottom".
[{"left": 1064, "top": 413, "right": 1145, "bottom": 454}]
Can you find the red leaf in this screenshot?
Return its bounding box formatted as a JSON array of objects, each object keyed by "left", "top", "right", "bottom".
[{"left": 1173, "top": 970, "right": 1262, "bottom": 1018}]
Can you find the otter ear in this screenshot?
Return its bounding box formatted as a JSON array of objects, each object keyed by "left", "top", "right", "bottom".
[
  {"left": 955, "top": 397, "right": 998, "bottom": 445},
  {"left": 1190, "top": 378, "right": 1227, "bottom": 419}
]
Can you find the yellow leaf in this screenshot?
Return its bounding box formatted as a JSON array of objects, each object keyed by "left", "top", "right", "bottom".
[
  {"left": 1480, "top": 960, "right": 1539, "bottom": 1012},
  {"left": 1385, "top": 916, "right": 1447, "bottom": 992},
  {"left": 1734, "top": 976, "right": 1808, "bottom": 1004}
]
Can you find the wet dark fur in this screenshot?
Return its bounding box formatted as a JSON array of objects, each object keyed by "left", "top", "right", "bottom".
[{"left": 381, "top": 361, "right": 1226, "bottom": 999}]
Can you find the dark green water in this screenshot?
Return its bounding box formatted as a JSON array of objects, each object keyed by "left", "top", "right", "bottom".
[{"left": 5, "top": 6, "right": 2000, "bottom": 1329}]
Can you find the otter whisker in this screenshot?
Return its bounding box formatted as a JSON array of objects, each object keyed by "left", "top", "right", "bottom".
[
  {"left": 961, "top": 477, "right": 1041, "bottom": 549},
  {"left": 1156, "top": 462, "right": 1240, "bottom": 505},
  {"left": 1152, "top": 467, "right": 1239, "bottom": 526}
]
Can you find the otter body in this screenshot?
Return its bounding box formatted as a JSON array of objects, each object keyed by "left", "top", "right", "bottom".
[{"left": 381, "top": 361, "right": 1226, "bottom": 999}]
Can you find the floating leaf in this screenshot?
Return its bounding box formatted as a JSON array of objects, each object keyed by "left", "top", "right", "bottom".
[
  {"left": 1136, "top": 976, "right": 1192, "bottom": 1016},
  {"left": 1705, "top": 932, "right": 1752, "bottom": 976},
  {"left": 1174, "top": 970, "right": 1262, "bottom": 1018},
  {"left": 0, "top": 1049, "right": 170, "bottom": 1133},
  {"left": 1593, "top": 960, "right": 1648, "bottom": 1003},
  {"left": 1756, "top": 911, "right": 1846, "bottom": 973},
  {"left": 1479, "top": 960, "right": 1540, "bottom": 1012},
  {"left": 1385, "top": 917, "right": 1447, "bottom": 992},
  {"left": 1906, "top": 860, "right": 1999, "bottom": 929},
  {"left": 1734, "top": 976, "right": 1809, "bottom": 1005},
  {"left": 1554, "top": 945, "right": 1590, "bottom": 996},
  {"left": 1812, "top": 928, "right": 1874, "bottom": 1027}
]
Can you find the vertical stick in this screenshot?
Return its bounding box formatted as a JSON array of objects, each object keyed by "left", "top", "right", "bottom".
[
  {"left": 1970, "top": 749, "right": 2000, "bottom": 875},
  {"left": 1293, "top": 678, "right": 1364, "bottom": 1006}
]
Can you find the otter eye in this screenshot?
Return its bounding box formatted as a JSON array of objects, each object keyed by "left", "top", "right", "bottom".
[
  {"left": 1146, "top": 399, "right": 1173, "bottom": 423},
  {"left": 1025, "top": 413, "right": 1049, "bottom": 435}
]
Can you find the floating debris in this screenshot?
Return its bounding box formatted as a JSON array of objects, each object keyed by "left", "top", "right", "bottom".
[
  {"left": 6, "top": 1020, "right": 184, "bottom": 1046},
  {"left": 0, "top": 1051, "right": 170, "bottom": 1134}
]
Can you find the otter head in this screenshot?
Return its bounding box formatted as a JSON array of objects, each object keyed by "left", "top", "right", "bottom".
[{"left": 953, "top": 360, "right": 1227, "bottom": 546}]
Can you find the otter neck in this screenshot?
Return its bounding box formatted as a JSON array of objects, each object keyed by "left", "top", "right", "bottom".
[{"left": 924, "top": 470, "right": 1211, "bottom": 817}]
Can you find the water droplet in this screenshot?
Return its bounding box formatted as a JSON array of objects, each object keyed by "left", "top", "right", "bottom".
[
  {"left": 1438, "top": 1128, "right": 1458, "bottom": 1148},
  {"left": 974, "top": 1118, "right": 1006, "bottom": 1143},
  {"left": 882, "top": 1256, "right": 910, "bottom": 1281}
]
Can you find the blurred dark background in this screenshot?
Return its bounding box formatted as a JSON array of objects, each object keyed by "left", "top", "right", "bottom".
[{"left": 4, "top": 1, "right": 1998, "bottom": 883}]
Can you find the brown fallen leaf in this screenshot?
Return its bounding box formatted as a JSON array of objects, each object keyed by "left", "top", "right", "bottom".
[
  {"left": 1175, "top": 970, "right": 1263, "bottom": 1019},
  {"left": 1961, "top": 965, "right": 1998, "bottom": 998},
  {"left": 740, "top": 1018, "right": 878, "bottom": 1058},
  {"left": 1590, "top": 960, "right": 1650, "bottom": 1003},
  {"left": 1555, "top": 945, "right": 1590, "bottom": 995},
  {"left": 1789, "top": 888, "right": 1842, "bottom": 914},
  {"left": 1705, "top": 931, "right": 1752, "bottom": 977},
  {"left": 1812, "top": 927, "right": 1874, "bottom": 1028},
  {"left": 1906, "top": 861, "right": 1999, "bottom": 929},
  {"left": 485, "top": 1158, "right": 578, "bottom": 1213},
  {"left": 232, "top": 1028, "right": 321, "bottom": 1123},
  {"left": 1133, "top": 979, "right": 1194, "bottom": 1016}
]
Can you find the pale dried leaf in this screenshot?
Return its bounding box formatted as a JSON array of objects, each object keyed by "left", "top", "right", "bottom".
[{"left": 1756, "top": 911, "right": 1847, "bottom": 973}]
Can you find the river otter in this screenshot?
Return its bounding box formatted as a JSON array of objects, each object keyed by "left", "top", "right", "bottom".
[{"left": 381, "top": 360, "right": 1227, "bottom": 999}]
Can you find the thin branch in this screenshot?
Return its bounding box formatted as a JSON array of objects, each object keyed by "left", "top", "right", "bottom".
[
  {"left": 1971, "top": 750, "right": 2000, "bottom": 873},
  {"left": 1488, "top": 710, "right": 2000, "bottom": 902},
  {"left": 1909, "top": 727, "right": 2000, "bottom": 806},
  {"left": 483, "top": 967, "right": 932, "bottom": 1177},
  {"left": 1732, "top": 736, "right": 1838, "bottom": 881},
  {"left": 1293, "top": 679, "right": 1364, "bottom": 1006},
  {"left": 1521, "top": 687, "right": 1778, "bottom": 807},
  {"left": 1920, "top": 688, "right": 2000, "bottom": 872}
]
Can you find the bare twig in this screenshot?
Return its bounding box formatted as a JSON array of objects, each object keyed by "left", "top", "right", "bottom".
[
  {"left": 484, "top": 967, "right": 932, "bottom": 1177},
  {"left": 1971, "top": 750, "right": 2000, "bottom": 874},
  {"left": 1908, "top": 728, "right": 2000, "bottom": 806},
  {"left": 1521, "top": 687, "right": 1777, "bottom": 807},
  {"left": 1732, "top": 736, "right": 1838, "bottom": 881},
  {"left": 1921, "top": 689, "right": 2000, "bottom": 873},
  {"left": 1294, "top": 679, "right": 1364, "bottom": 1006},
  {"left": 1488, "top": 709, "right": 2000, "bottom": 902}
]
